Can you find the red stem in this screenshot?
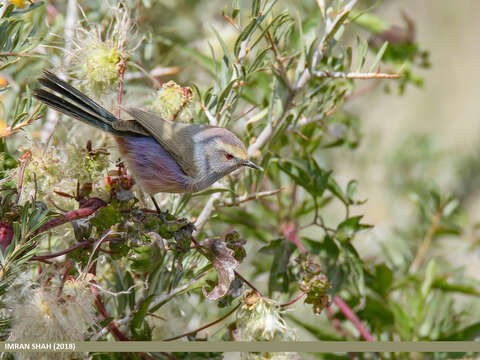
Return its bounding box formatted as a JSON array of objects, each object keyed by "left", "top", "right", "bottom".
[
  {"left": 35, "top": 198, "right": 106, "bottom": 235},
  {"left": 163, "top": 302, "right": 241, "bottom": 341},
  {"left": 280, "top": 290, "right": 306, "bottom": 308},
  {"left": 117, "top": 59, "right": 127, "bottom": 117},
  {"left": 57, "top": 260, "right": 73, "bottom": 297},
  {"left": 283, "top": 223, "right": 306, "bottom": 254},
  {"left": 91, "top": 283, "right": 129, "bottom": 341},
  {"left": 333, "top": 296, "right": 374, "bottom": 341},
  {"left": 31, "top": 239, "right": 95, "bottom": 260},
  {"left": 326, "top": 305, "right": 349, "bottom": 338}
]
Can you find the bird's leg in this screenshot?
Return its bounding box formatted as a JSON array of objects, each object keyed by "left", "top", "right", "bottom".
[{"left": 150, "top": 195, "right": 162, "bottom": 214}]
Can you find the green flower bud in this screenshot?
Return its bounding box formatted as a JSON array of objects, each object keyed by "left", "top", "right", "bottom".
[
  {"left": 83, "top": 44, "right": 122, "bottom": 91},
  {"left": 153, "top": 81, "right": 193, "bottom": 121}
]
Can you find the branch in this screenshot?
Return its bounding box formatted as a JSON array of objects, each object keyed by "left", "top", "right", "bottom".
[
  {"left": 15, "top": 152, "right": 31, "bottom": 205},
  {"left": 30, "top": 239, "right": 95, "bottom": 261},
  {"left": 313, "top": 71, "right": 401, "bottom": 79},
  {"left": 35, "top": 197, "right": 107, "bottom": 235},
  {"left": 248, "top": 91, "right": 295, "bottom": 158},
  {"left": 193, "top": 191, "right": 221, "bottom": 236},
  {"left": 282, "top": 222, "right": 306, "bottom": 254},
  {"left": 91, "top": 315, "right": 132, "bottom": 341},
  {"left": 117, "top": 58, "right": 127, "bottom": 117},
  {"left": 333, "top": 296, "right": 374, "bottom": 341},
  {"left": 217, "top": 189, "right": 283, "bottom": 207},
  {"left": 91, "top": 282, "right": 130, "bottom": 341},
  {"left": 280, "top": 290, "right": 306, "bottom": 308},
  {"left": 409, "top": 208, "right": 442, "bottom": 274},
  {"left": 0, "top": 52, "right": 38, "bottom": 57},
  {"left": 201, "top": 103, "right": 218, "bottom": 126},
  {"left": 148, "top": 269, "right": 212, "bottom": 313},
  {"left": 162, "top": 302, "right": 241, "bottom": 341}
]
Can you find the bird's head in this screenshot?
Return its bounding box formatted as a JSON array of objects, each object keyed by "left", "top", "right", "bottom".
[{"left": 194, "top": 127, "right": 262, "bottom": 179}]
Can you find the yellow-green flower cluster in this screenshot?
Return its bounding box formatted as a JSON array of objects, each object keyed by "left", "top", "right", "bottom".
[
  {"left": 153, "top": 81, "right": 193, "bottom": 122},
  {"left": 82, "top": 44, "right": 122, "bottom": 92},
  {"left": 70, "top": 3, "right": 138, "bottom": 94}
]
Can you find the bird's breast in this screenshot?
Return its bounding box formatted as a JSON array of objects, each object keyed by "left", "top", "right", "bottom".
[{"left": 115, "top": 136, "right": 190, "bottom": 194}]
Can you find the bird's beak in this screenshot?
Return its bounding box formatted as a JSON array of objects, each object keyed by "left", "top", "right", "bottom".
[{"left": 243, "top": 160, "right": 263, "bottom": 171}]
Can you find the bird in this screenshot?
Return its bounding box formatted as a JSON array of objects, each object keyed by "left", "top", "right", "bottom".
[{"left": 33, "top": 71, "right": 262, "bottom": 211}]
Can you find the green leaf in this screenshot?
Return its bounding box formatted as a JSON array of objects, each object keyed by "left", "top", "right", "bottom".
[
  {"left": 355, "top": 36, "right": 369, "bottom": 72},
  {"left": 369, "top": 41, "right": 388, "bottom": 72},
  {"left": 327, "top": 176, "right": 347, "bottom": 204},
  {"left": 337, "top": 215, "right": 372, "bottom": 238},
  {"left": 349, "top": 10, "right": 389, "bottom": 34},
  {"left": 211, "top": 25, "right": 233, "bottom": 67},
  {"left": 286, "top": 315, "right": 343, "bottom": 341},
  {"left": 357, "top": 296, "right": 394, "bottom": 327},
  {"left": 421, "top": 259, "right": 435, "bottom": 298},
  {"left": 260, "top": 238, "right": 296, "bottom": 295},
  {"left": 440, "top": 322, "right": 480, "bottom": 340},
  {"left": 343, "top": 242, "right": 365, "bottom": 297},
  {"left": 251, "top": 0, "right": 261, "bottom": 17},
  {"left": 130, "top": 295, "right": 154, "bottom": 337},
  {"left": 367, "top": 264, "right": 393, "bottom": 297},
  {"left": 90, "top": 205, "right": 122, "bottom": 230},
  {"left": 346, "top": 179, "right": 358, "bottom": 204},
  {"left": 180, "top": 47, "right": 217, "bottom": 76},
  {"left": 432, "top": 278, "right": 480, "bottom": 297}
]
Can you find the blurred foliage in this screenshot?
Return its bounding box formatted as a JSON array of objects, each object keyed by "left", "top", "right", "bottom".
[{"left": 0, "top": 0, "right": 479, "bottom": 359}]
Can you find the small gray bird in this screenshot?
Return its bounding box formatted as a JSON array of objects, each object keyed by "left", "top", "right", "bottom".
[{"left": 34, "top": 71, "right": 261, "bottom": 209}]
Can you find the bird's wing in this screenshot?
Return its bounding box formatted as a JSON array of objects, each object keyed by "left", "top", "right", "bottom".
[
  {"left": 122, "top": 107, "right": 200, "bottom": 178},
  {"left": 111, "top": 119, "right": 151, "bottom": 136}
]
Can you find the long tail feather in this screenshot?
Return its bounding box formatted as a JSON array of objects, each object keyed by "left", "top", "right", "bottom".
[
  {"left": 39, "top": 70, "right": 118, "bottom": 123},
  {"left": 34, "top": 71, "right": 141, "bottom": 137},
  {"left": 33, "top": 89, "right": 123, "bottom": 135}
]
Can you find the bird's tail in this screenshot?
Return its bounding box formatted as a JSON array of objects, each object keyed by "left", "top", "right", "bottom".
[{"left": 33, "top": 70, "right": 129, "bottom": 136}]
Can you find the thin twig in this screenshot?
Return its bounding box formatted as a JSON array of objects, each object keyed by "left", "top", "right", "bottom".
[
  {"left": 57, "top": 260, "right": 73, "bottom": 297},
  {"left": 234, "top": 271, "right": 262, "bottom": 298},
  {"left": 30, "top": 239, "right": 95, "bottom": 261},
  {"left": 90, "top": 315, "right": 132, "bottom": 341},
  {"left": 162, "top": 302, "right": 241, "bottom": 341},
  {"left": 201, "top": 103, "right": 217, "bottom": 126},
  {"left": 333, "top": 296, "right": 374, "bottom": 341},
  {"left": 217, "top": 189, "right": 283, "bottom": 207},
  {"left": 409, "top": 209, "right": 442, "bottom": 274},
  {"left": 15, "top": 153, "right": 31, "bottom": 205},
  {"left": 313, "top": 71, "right": 401, "bottom": 79},
  {"left": 193, "top": 192, "right": 221, "bottom": 236},
  {"left": 280, "top": 291, "right": 306, "bottom": 308},
  {"left": 0, "top": 52, "right": 39, "bottom": 57},
  {"left": 148, "top": 269, "right": 212, "bottom": 313},
  {"left": 91, "top": 283, "right": 130, "bottom": 341},
  {"left": 282, "top": 222, "right": 306, "bottom": 254},
  {"left": 35, "top": 198, "right": 107, "bottom": 235},
  {"left": 326, "top": 305, "right": 350, "bottom": 338},
  {"left": 117, "top": 58, "right": 127, "bottom": 118}
]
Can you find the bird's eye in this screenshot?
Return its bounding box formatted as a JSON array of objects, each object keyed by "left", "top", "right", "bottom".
[{"left": 225, "top": 153, "right": 233, "bottom": 160}]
